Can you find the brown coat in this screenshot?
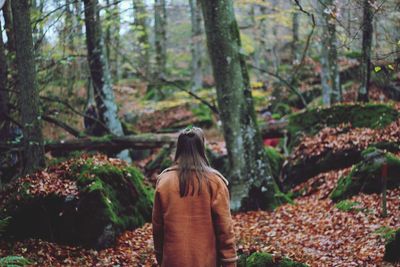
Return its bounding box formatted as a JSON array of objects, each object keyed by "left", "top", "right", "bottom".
[{"left": 152, "top": 166, "right": 237, "bottom": 267}]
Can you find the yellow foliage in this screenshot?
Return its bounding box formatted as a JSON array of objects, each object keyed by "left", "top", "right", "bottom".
[{"left": 240, "top": 33, "right": 255, "bottom": 55}]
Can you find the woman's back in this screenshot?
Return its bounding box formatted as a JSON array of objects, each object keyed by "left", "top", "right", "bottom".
[{"left": 152, "top": 167, "right": 237, "bottom": 267}]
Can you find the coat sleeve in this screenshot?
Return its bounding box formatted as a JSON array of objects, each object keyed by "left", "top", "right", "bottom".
[
  {"left": 211, "top": 180, "right": 238, "bottom": 266},
  {"left": 152, "top": 189, "right": 164, "bottom": 264}
]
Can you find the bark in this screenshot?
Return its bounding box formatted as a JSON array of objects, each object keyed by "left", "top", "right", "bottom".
[
  {"left": 189, "top": 0, "right": 203, "bottom": 91},
  {"left": 11, "top": 0, "right": 45, "bottom": 175},
  {"left": 113, "top": 0, "right": 121, "bottom": 81},
  {"left": 154, "top": 0, "right": 167, "bottom": 77},
  {"left": 358, "top": 0, "right": 374, "bottom": 102},
  {"left": 105, "top": 0, "right": 111, "bottom": 63},
  {"left": 200, "top": 0, "right": 278, "bottom": 211},
  {"left": 318, "top": 0, "right": 341, "bottom": 105},
  {"left": 0, "top": 19, "right": 9, "bottom": 136},
  {"left": 259, "top": 3, "right": 268, "bottom": 70},
  {"left": 327, "top": 2, "right": 341, "bottom": 103},
  {"left": 82, "top": 0, "right": 131, "bottom": 162},
  {"left": 133, "top": 0, "right": 150, "bottom": 78},
  {"left": 292, "top": 11, "right": 301, "bottom": 63},
  {"left": 65, "top": 0, "right": 76, "bottom": 95}
]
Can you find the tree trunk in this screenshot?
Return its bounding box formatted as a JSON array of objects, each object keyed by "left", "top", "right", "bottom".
[
  {"left": 200, "top": 0, "right": 278, "bottom": 211},
  {"left": 358, "top": 0, "right": 373, "bottom": 102},
  {"left": 65, "top": 0, "right": 76, "bottom": 95},
  {"left": 259, "top": 2, "right": 268, "bottom": 70},
  {"left": 327, "top": 2, "right": 341, "bottom": 103},
  {"left": 112, "top": 0, "right": 121, "bottom": 81},
  {"left": 104, "top": 0, "right": 111, "bottom": 63},
  {"left": 133, "top": 0, "right": 150, "bottom": 78},
  {"left": 0, "top": 19, "right": 9, "bottom": 136},
  {"left": 292, "top": 10, "right": 301, "bottom": 63},
  {"left": 189, "top": 0, "right": 203, "bottom": 91},
  {"left": 11, "top": 0, "right": 45, "bottom": 175},
  {"left": 154, "top": 0, "right": 167, "bottom": 77},
  {"left": 82, "top": 0, "right": 131, "bottom": 162},
  {"left": 317, "top": 0, "right": 333, "bottom": 106}
]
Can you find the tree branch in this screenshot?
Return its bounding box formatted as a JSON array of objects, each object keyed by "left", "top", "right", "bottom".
[
  {"left": 159, "top": 76, "right": 220, "bottom": 115},
  {"left": 42, "top": 115, "right": 84, "bottom": 138}
]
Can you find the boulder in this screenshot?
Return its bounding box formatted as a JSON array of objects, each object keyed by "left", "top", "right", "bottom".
[
  {"left": 0, "top": 155, "right": 153, "bottom": 249},
  {"left": 384, "top": 228, "right": 400, "bottom": 263},
  {"left": 287, "top": 103, "right": 398, "bottom": 143},
  {"left": 330, "top": 148, "right": 400, "bottom": 202}
]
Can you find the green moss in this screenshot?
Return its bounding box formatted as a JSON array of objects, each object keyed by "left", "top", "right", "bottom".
[
  {"left": 191, "top": 103, "right": 213, "bottom": 127},
  {"left": 247, "top": 252, "right": 274, "bottom": 267},
  {"left": 345, "top": 50, "right": 362, "bottom": 59},
  {"left": 374, "top": 226, "right": 396, "bottom": 241},
  {"left": 288, "top": 103, "right": 398, "bottom": 138},
  {"left": 245, "top": 252, "right": 308, "bottom": 267},
  {"left": 72, "top": 160, "right": 154, "bottom": 230},
  {"left": 335, "top": 200, "right": 362, "bottom": 212},
  {"left": 384, "top": 228, "right": 400, "bottom": 262},
  {"left": 331, "top": 148, "right": 400, "bottom": 202}
]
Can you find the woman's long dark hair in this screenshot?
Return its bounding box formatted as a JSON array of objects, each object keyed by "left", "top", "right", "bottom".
[{"left": 175, "top": 127, "right": 211, "bottom": 197}]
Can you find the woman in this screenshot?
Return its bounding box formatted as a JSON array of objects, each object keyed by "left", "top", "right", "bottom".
[{"left": 152, "top": 127, "right": 237, "bottom": 267}]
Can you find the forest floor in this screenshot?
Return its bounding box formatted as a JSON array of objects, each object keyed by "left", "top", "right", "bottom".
[{"left": 1, "top": 159, "right": 399, "bottom": 266}]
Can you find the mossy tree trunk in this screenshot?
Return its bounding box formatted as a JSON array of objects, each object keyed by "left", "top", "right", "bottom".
[
  {"left": 11, "top": 0, "right": 45, "bottom": 175},
  {"left": 292, "top": 10, "right": 301, "bottom": 64},
  {"left": 133, "top": 0, "right": 150, "bottom": 79},
  {"left": 318, "top": 0, "right": 341, "bottom": 105},
  {"left": 189, "top": 0, "right": 203, "bottom": 91},
  {"left": 200, "top": 0, "right": 278, "bottom": 211},
  {"left": 82, "top": 0, "right": 131, "bottom": 162},
  {"left": 154, "top": 0, "right": 167, "bottom": 76},
  {"left": 358, "top": 0, "right": 373, "bottom": 102},
  {"left": 65, "top": 0, "right": 76, "bottom": 96},
  {"left": 112, "top": 0, "right": 121, "bottom": 82},
  {"left": 0, "top": 19, "right": 9, "bottom": 136}
]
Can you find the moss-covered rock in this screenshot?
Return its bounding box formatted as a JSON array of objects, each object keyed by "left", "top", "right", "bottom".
[
  {"left": 0, "top": 156, "right": 153, "bottom": 249},
  {"left": 283, "top": 142, "right": 400, "bottom": 190},
  {"left": 239, "top": 252, "right": 308, "bottom": 267},
  {"left": 384, "top": 228, "right": 400, "bottom": 262},
  {"left": 288, "top": 103, "right": 398, "bottom": 140},
  {"left": 330, "top": 148, "right": 400, "bottom": 202}
]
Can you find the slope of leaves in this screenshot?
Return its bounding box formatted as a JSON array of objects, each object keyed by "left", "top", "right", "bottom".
[
  {"left": 291, "top": 118, "right": 400, "bottom": 162},
  {"left": 0, "top": 154, "right": 129, "bottom": 209}
]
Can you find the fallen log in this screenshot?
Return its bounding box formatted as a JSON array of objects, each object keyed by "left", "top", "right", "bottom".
[
  {"left": 0, "top": 134, "right": 176, "bottom": 154},
  {"left": 44, "top": 134, "right": 176, "bottom": 153}
]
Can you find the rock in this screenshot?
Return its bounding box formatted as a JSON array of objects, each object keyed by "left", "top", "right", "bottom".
[
  {"left": 0, "top": 156, "right": 153, "bottom": 249},
  {"left": 330, "top": 148, "right": 400, "bottom": 202},
  {"left": 287, "top": 103, "right": 398, "bottom": 144},
  {"left": 384, "top": 228, "right": 400, "bottom": 263}
]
